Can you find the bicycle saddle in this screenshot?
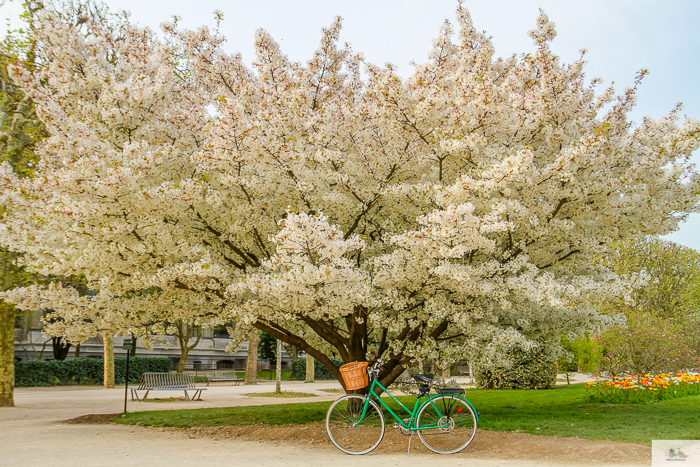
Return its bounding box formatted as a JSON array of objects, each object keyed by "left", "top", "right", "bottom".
[{"left": 413, "top": 373, "right": 434, "bottom": 384}]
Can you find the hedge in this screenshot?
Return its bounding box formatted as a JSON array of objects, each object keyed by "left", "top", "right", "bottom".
[
  {"left": 14, "top": 357, "right": 171, "bottom": 387},
  {"left": 474, "top": 347, "right": 557, "bottom": 390},
  {"left": 290, "top": 357, "right": 344, "bottom": 381}
]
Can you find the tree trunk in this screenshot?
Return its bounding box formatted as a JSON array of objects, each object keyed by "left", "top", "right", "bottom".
[
  {"left": 74, "top": 343, "right": 80, "bottom": 359},
  {"left": 129, "top": 334, "right": 137, "bottom": 357},
  {"left": 0, "top": 303, "right": 15, "bottom": 407},
  {"left": 103, "top": 332, "right": 114, "bottom": 389},
  {"left": 305, "top": 353, "right": 314, "bottom": 383},
  {"left": 244, "top": 333, "right": 259, "bottom": 385},
  {"left": 178, "top": 347, "right": 188, "bottom": 373},
  {"left": 252, "top": 316, "right": 410, "bottom": 393},
  {"left": 275, "top": 339, "right": 282, "bottom": 394},
  {"left": 175, "top": 321, "right": 202, "bottom": 373},
  {"left": 51, "top": 336, "right": 71, "bottom": 360}
]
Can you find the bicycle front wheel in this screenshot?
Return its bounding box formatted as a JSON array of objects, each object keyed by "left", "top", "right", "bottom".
[
  {"left": 326, "top": 394, "right": 385, "bottom": 455},
  {"left": 416, "top": 394, "right": 477, "bottom": 454}
]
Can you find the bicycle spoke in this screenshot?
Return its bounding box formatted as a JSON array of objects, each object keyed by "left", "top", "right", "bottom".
[
  {"left": 326, "top": 395, "right": 385, "bottom": 455},
  {"left": 416, "top": 395, "right": 477, "bottom": 454}
]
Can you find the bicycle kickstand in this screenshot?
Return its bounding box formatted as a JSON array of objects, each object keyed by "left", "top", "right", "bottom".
[{"left": 407, "top": 432, "right": 415, "bottom": 457}]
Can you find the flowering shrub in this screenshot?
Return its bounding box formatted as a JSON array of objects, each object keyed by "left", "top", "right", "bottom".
[
  {"left": 594, "top": 309, "right": 698, "bottom": 377},
  {"left": 585, "top": 372, "right": 700, "bottom": 404}
]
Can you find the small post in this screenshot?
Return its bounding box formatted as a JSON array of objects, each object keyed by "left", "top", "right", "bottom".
[{"left": 122, "top": 338, "right": 133, "bottom": 414}]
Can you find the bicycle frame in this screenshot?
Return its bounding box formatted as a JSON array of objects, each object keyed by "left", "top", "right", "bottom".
[{"left": 355, "top": 378, "right": 478, "bottom": 431}]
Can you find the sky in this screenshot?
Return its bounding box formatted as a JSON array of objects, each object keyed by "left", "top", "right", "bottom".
[{"left": 2, "top": 0, "right": 699, "bottom": 249}]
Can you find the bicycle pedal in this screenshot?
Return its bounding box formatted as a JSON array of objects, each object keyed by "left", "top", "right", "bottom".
[{"left": 392, "top": 422, "right": 401, "bottom": 429}]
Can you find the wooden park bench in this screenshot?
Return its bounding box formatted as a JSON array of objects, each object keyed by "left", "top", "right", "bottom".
[{"left": 129, "top": 372, "right": 206, "bottom": 401}]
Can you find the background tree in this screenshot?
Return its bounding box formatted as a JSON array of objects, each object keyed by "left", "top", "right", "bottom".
[
  {"left": 305, "top": 353, "right": 314, "bottom": 383},
  {"left": 173, "top": 320, "right": 202, "bottom": 373},
  {"left": 243, "top": 333, "right": 259, "bottom": 385},
  {"left": 601, "top": 237, "right": 700, "bottom": 321},
  {"left": 557, "top": 336, "right": 578, "bottom": 384},
  {"left": 129, "top": 333, "right": 137, "bottom": 357},
  {"left": 556, "top": 333, "right": 601, "bottom": 381},
  {"left": 595, "top": 237, "right": 700, "bottom": 374},
  {"left": 1, "top": 5, "right": 699, "bottom": 392},
  {"left": 0, "top": 1, "right": 124, "bottom": 405},
  {"left": 0, "top": 1, "right": 48, "bottom": 405},
  {"left": 103, "top": 332, "right": 114, "bottom": 388},
  {"left": 50, "top": 336, "right": 70, "bottom": 360}
]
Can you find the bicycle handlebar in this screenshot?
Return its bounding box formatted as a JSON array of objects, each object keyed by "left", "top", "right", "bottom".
[{"left": 368, "top": 358, "right": 385, "bottom": 380}]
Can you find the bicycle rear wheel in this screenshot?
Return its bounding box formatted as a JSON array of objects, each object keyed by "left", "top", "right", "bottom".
[
  {"left": 326, "top": 394, "right": 385, "bottom": 455},
  {"left": 416, "top": 394, "right": 477, "bottom": 454}
]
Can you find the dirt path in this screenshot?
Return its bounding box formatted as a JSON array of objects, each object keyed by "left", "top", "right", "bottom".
[
  {"left": 126, "top": 422, "right": 648, "bottom": 465},
  {"left": 0, "top": 381, "right": 651, "bottom": 467}
]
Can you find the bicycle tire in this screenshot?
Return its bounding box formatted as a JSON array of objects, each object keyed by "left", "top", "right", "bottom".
[
  {"left": 415, "top": 394, "right": 477, "bottom": 454},
  {"left": 326, "top": 394, "right": 385, "bottom": 455}
]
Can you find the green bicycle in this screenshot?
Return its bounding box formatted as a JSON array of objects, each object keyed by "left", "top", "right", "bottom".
[{"left": 325, "top": 359, "right": 478, "bottom": 455}]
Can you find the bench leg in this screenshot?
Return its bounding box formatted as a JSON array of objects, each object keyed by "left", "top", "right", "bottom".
[
  {"left": 184, "top": 390, "right": 190, "bottom": 400},
  {"left": 130, "top": 388, "right": 141, "bottom": 401},
  {"left": 143, "top": 389, "right": 150, "bottom": 402},
  {"left": 193, "top": 390, "right": 202, "bottom": 400}
]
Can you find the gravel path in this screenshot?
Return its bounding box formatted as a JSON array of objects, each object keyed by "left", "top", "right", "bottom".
[{"left": 0, "top": 378, "right": 650, "bottom": 467}]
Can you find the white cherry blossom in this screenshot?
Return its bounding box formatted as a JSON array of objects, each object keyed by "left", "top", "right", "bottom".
[{"left": 1, "top": 5, "right": 698, "bottom": 386}]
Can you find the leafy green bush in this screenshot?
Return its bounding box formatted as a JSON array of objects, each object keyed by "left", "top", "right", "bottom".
[
  {"left": 15, "top": 357, "right": 171, "bottom": 387},
  {"left": 113, "top": 357, "right": 171, "bottom": 384},
  {"left": 475, "top": 347, "right": 557, "bottom": 389},
  {"left": 290, "top": 357, "right": 344, "bottom": 381},
  {"left": 258, "top": 332, "right": 277, "bottom": 363}
]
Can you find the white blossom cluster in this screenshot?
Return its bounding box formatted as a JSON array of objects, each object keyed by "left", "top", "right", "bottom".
[{"left": 1, "top": 5, "right": 698, "bottom": 380}]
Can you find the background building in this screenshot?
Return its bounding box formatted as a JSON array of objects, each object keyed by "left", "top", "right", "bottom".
[{"left": 14, "top": 313, "right": 292, "bottom": 370}]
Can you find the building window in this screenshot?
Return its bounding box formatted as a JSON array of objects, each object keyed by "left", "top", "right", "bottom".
[{"left": 212, "top": 324, "right": 232, "bottom": 339}]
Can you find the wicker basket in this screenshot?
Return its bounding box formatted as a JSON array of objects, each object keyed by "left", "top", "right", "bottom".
[{"left": 340, "top": 361, "right": 369, "bottom": 390}]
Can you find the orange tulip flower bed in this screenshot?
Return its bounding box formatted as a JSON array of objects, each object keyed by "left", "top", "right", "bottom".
[{"left": 585, "top": 372, "right": 700, "bottom": 404}]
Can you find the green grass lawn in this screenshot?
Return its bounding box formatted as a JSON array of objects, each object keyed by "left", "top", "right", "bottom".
[
  {"left": 243, "top": 391, "right": 318, "bottom": 398},
  {"left": 113, "top": 384, "right": 700, "bottom": 445}
]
